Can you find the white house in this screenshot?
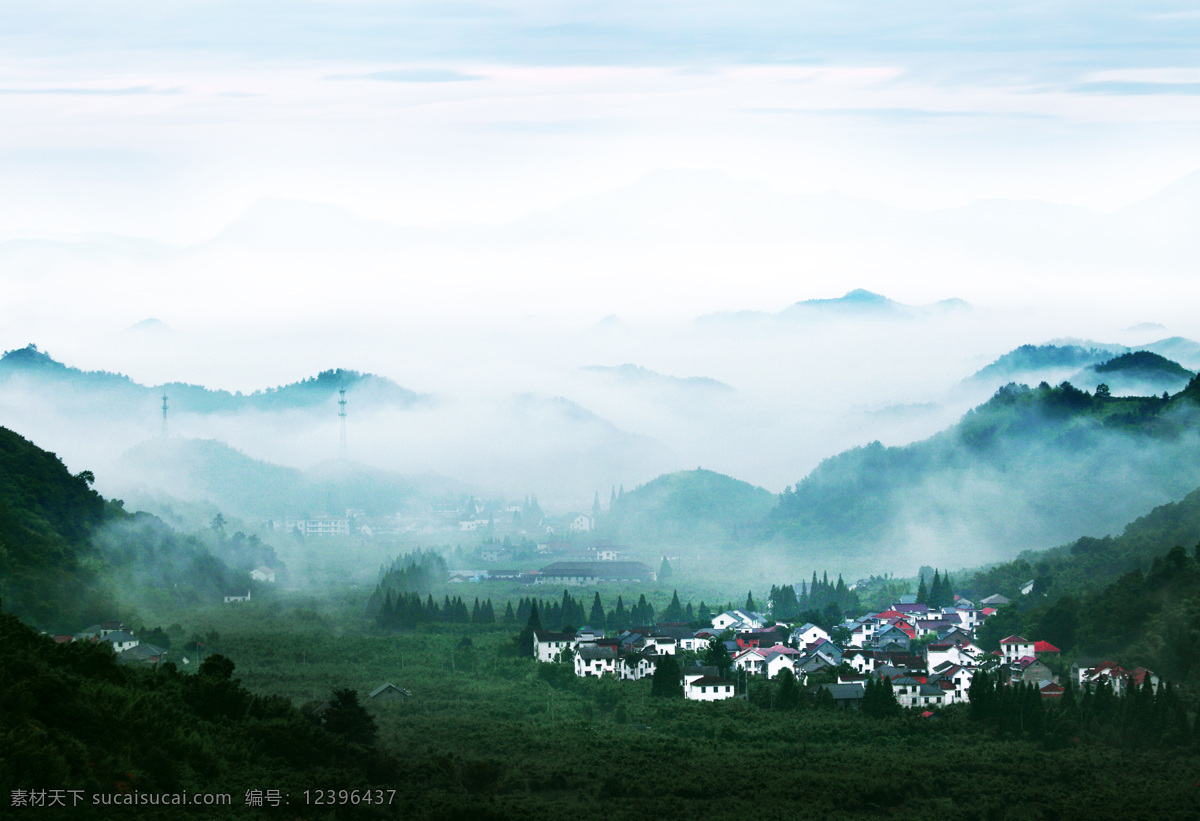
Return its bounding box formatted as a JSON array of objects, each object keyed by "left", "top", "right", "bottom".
[
  {"left": 617, "top": 652, "right": 657, "bottom": 681},
  {"left": 574, "top": 645, "right": 618, "bottom": 678},
  {"left": 101, "top": 631, "right": 139, "bottom": 653},
  {"left": 641, "top": 636, "right": 678, "bottom": 656},
  {"left": 731, "top": 647, "right": 768, "bottom": 675},
  {"left": 568, "top": 514, "right": 594, "bottom": 532},
  {"left": 534, "top": 631, "right": 575, "bottom": 663},
  {"left": 223, "top": 590, "right": 251, "bottom": 603},
  {"left": 790, "top": 623, "right": 830, "bottom": 648},
  {"left": 999, "top": 635, "right": 1036, "bottom": 665},
  {"left": 250, "top": 566, "right": 276, "bottom": 583},
  {"left": 712, "top": 610, "right": 766, "bottom": 632},
  {"left": 763, "top": 649, "right": 800, "bottom": 680},
  {"left": 685, "top": 676, "right": 737, "bottom": 701},
  {"left": 927, "top": 641, "right": 981, "bottom": 671},
  {"left": 844, "top": 649, "right": 877, "bottom": 674}
]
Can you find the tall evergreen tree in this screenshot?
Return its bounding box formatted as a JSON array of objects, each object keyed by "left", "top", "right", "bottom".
[
  {"left": 658, "top": 557, "right": 673, "bottom": 581},
  {"left": 663, "top": 590, "right": 685, "bottom": 622},
  {"left": 650, "top": 652, "right": 683, "bottom": 698},
  {"left": 517, "top": 601, "right": 542, "bottom": 657},
  {"left": 589, "top": 592, "right": 605, "bottom": 626},
  {"left": 917, "top": 574, "right": 928, "bottom": 605}
]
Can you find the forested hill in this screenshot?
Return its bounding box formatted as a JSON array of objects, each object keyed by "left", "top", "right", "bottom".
[
  {"left": 0, "top": 344, "right": 423, "bottom": 413},
  {"left": 966, "top": 483, "right": 1200, "bottom": 602},
  {"left": 766, "top": 377, "right": 1200, "bottom": 568},
  {"left": 0, "top": 427, "right": 236, "bottom": 631},
  {"left": 604, "top": 469, "right": 775, "bottom": 543},
  {"left": 0, "top": 426, "right": 120, "bottom": 626},
  {"left": 966, "top": 339, "right": 1200, "bottom": 391}
]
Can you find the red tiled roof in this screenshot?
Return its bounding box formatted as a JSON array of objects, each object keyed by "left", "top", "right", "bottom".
[
  {"left": 1033, "top": 640, "right": 1060, "bottom": 653},
  {"left": 1000, "top": 635, "right": 1030, "bottom": 644}
]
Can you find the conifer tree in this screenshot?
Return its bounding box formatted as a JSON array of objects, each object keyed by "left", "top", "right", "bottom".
[
  {"left": 663, "top": 590, "right": 684, "bottom": 622},
  {"left": 917, "top": 574, "right": 928, "bottom": 605},
  {"left": 589, "top": 592, "right": 605, "bottom": 626},
  {"left": 659, "top": 556, "right": 673, "bottom": 581},
  {"left": 650, "top": 652, "right": 683, "bottom": 698},
  {"left": 517, "top": 601, "right": 542, "bottom": 657}
]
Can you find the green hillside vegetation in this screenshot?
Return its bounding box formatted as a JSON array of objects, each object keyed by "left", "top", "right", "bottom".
[
  {"left": 0, "top": 344, "right": 422, "bottom": 414},
  {"left": 966, "top": 484, "right": 1200, "bottom": 602},
  {"left": 0, "top": 610, "right": 403, "bottom": 820},
  {"left": 1080, "top": 350, "right": 1196, "bottom": 393},
  {"left": 973, "top": 543, "right": 1200, "bottom": 689},
  {"left": 0, "top": 427, "right": 238, "bottom": 631},
  {"left": 606, "top": 469, "right": 775, "bottom": 543},
  {"left": 968, "top": 343, "right": 1118, "bottom": 383},
  {"left": 1093, "top": 350, "right": 1194, "bottom": 379},
  {"left": 768, "top": 378, "right": 1200, "bottom": 563}
]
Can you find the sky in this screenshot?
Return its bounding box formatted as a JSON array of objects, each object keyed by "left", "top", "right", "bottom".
[{"left": 3, "top": 1, "right": 1200, "bottom": 506}]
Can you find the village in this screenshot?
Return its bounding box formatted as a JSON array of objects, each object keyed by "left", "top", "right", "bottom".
[{"left": 532, "top": 591, "right": 1160, "bottom": 710}]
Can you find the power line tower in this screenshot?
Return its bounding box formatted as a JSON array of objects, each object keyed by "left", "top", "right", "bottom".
[
  {"left": 161, "top": 392, "right": 169, "bottom": 438},
  {"left": 338, "top": 388, "right": 347, "bottom": 461}
]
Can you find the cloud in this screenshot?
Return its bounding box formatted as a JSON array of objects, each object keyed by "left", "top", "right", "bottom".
[
  {"left": 1066, "top": 81, "right": 1200, "bottom": 96},
  {"left": 326, "top": 68, "right": 484, "bottom": 83},
  {"left": 0, "top": 86, "right": 178, "bottom": 95}
]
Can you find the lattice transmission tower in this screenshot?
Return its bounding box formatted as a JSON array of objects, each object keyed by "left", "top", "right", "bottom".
[{"left": 338, "top": 389, "right": 347, "bottom": 461}]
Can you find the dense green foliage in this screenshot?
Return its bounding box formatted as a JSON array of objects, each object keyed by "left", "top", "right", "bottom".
[
  {"left": 966, "top": 483, "right": 1200, "bottom": 602},
  {"left": 769, "top": 379, "right": 1200, "bottom": 563},
  {"left": 0, "top": 608, "right": 402, "bottom": 819},
  {"left": 974, "top": 544, "right": 1200, "bottom": 687},
  {"left": 968, "top": 343, "right": 1117, "bottom": 383},
  {"left": 604, "top": 469, "right": 775, "bottom": 543},
  {"left": 0, "top": 427, "right": 239, "bottom": 631}
]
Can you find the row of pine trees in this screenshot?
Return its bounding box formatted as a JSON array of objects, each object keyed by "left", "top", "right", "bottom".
[{"left": 968, "top": 671, "right": 1195, "bottom": 748}]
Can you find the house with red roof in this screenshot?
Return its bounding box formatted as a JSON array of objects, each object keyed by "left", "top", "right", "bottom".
[
  {"left": 1033, "top": 640, "right": 1060, "bottom": 658},
  {"left": 999, "top": 635, "right": 1035, "bottom": 664}
]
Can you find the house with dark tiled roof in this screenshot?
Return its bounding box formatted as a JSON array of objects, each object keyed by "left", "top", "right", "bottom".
[
  {"left": 100, "top": 631, "right": 139, "bottom": 653},
  {"left": 369, "top": 682, "right": 412, "bottom": 701},
  {"left": 813, "top": 682, "right": 866, "bottom": 710},
  {"left": 118, "top": 643, "right": 166, "bottom": 665},
  {"left": 685, "top": 676, "right": 736, "bottom": 701},
  {"left": 574, "top": 644, "right": 618, "bottom": 678},
  {"left": 534, "top": 630, "right": 576, "bottom": 663},
  {"left": 617, "top": 651, "right": 657, "bottom": 681}
]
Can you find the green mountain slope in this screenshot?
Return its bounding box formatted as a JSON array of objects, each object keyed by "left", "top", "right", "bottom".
[
  {"left": 0, "top": 427, "right": 236, "bottom": 630},
  {"left": 768, "top": 378, "right": 1200, "bottom": 567},
  {"left": 607, "top": 468, "right": 775, "bottom": 543}
]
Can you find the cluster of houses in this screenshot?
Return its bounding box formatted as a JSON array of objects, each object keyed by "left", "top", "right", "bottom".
[
  {"left": 50, "top": 621, "right": 177, "bottom": 666},
  {"left": 532, "top": 593, "right": 1156, "bottom": 709}
]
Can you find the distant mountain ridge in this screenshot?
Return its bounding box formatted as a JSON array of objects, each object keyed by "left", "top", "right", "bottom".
[
  {"left": 700, "top": 289, "right": 971, "bottom": 324},
  {"left": 580, "top": 364, "right": 734, "bottom": 393},
  {"left": 968, "top": 339, "right": 1200, "bottom": 389},
  {"left": 0, "top": 344, "right": 424, "bottom": 413}
]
